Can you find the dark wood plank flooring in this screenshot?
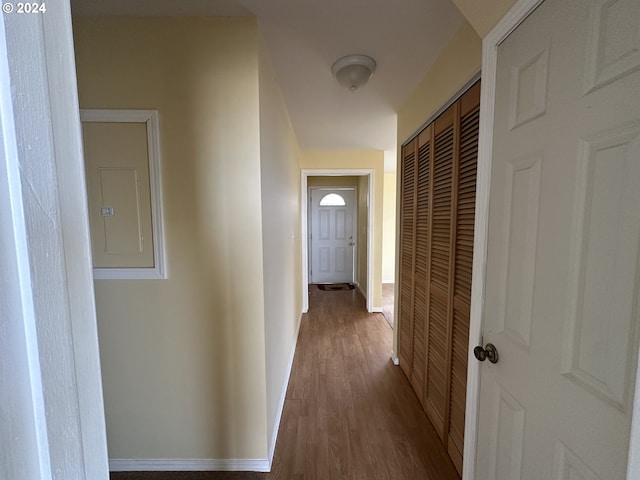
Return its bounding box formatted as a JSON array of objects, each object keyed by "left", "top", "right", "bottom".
[{"left": 111, "top": 286, "right": 459, "bottom": 480}]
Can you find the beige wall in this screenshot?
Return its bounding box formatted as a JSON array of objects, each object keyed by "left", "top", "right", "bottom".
[
  {"left": 382, "top": 173, "right": 396, "bottom": 283},
  {"left": 397, "top": 20, "right": 482, "bottom": 144},
  {"left": 75, "top": 17, "right": 271, "bottom": 461},
  {"left": 301, "top": 151, "right": 384, "bottom": 309},
  {"left": 451, "top": 0, "right": 516, "bottom": 38},
  {"left": 257, "top": 38, "right": 303, "bottom": 457}
]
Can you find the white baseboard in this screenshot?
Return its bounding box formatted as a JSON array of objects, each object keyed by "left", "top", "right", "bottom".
[
  {"left": 267, "top": 313, "right": 302, "bottom": 467},
  {"left": 370, "top": 307, "right": 383, "bottom": 313},
  {"left": 109, "top": 458, "right": 270, "bottom": 472}
]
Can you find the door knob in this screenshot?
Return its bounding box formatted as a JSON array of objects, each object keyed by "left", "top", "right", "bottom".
[{"left": 473, "top": 343, "right": 499, "bottom": 364}]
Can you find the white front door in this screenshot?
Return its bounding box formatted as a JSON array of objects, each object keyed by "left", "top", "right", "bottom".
[
  {"left": 476, "top": 0, "right": 640, "bottom": 478},
  {"left": 310, "top": 188, "right": 356, "bottom": 284}
]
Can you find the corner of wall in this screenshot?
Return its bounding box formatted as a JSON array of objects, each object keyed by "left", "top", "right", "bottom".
[
  {"left": 450, "top": 0, "right": 517, "bottom": 38},
  {"left": 257, "top": 35, "right": 303, "bottom": 466},
  {"left": 397, "top": 19, "right": 481, "bottom": 144}
]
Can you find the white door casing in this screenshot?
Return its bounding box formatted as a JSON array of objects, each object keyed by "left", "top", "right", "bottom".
[
  {"left": 0, "top": 1, "right": 110, "bottom": 478},
  {"left": 470, "top": 0, "right": 640, "bottom": 479},
  {"left": 309, "top": 188, "right": 356, "bottom": 284},
  {"left": 300, "top": 169, "right": 375, "bottom": 313}
]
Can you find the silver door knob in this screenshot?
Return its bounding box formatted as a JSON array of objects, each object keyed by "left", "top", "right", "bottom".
[{"left": 474, "top": 343, "right": 499, "bottom": 363}]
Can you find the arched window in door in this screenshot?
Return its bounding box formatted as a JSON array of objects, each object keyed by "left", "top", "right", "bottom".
[{"left": 319, "top": 193, "right": 346, "bottom": 206}]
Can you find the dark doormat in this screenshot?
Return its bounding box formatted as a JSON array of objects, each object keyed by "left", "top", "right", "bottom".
[{"left": 317, "top": 283, "right": 355, "bottom": 291}]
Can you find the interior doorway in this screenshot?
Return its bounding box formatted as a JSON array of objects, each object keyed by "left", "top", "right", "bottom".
[{"left": 301, "top": 169, "right": 375, "bottom": 313}]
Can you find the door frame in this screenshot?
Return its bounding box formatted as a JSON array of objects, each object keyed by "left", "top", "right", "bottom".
[
  {"left": 308, "top": 186, "right": 358, "bottom": 285},
  {"left": 0, "top": 1, "right": 110, "bottom": 477},
  {"left": 463, "top": 0, "right": 640, "bottom": 479},
  {"left": 301, "top": 169, "right": 375, "bottom": 313}
]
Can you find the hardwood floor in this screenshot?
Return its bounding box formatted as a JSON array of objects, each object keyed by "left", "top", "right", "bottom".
[{"left": 111, "top": 286, "right": 459, "bottom": 480}]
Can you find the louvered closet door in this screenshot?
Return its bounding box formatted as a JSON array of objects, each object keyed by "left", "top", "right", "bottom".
[
  {"left": 411, "top": 126, "right": 432, "bottom": 402},
  {"left": 447, "top": 83, "right": 480, "bottom": 472},
  {"left": 425, "top": 105, "right": 456, "bottom": 439},
  {"left": 397, "top": 81, "right": 480, "bottom": 477},
  {"left": 398, "top": 140, "right": 417, "bottom": 379}
]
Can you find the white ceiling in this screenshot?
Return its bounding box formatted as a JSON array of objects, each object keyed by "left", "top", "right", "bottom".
[{"left": 71, "top": 0, "right": 464, "bottom": 171}]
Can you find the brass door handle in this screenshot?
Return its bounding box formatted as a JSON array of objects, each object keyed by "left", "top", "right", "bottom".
[{"left": 474, "top": 343, "right": 499, "bottom": 364}]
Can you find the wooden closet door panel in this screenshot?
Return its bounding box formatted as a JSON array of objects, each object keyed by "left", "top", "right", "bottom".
[
  {"left": 411, "top": 126, "right": 432, "bottom": 403},
  {"left": 426, "top": 105, "right": 455, "bottom": 439},
  {"left": 398, "top": 140, "right": 417, "bottom": 378},
  {"left": 447, "top": 83, "right": 481, "bottom": 474}
]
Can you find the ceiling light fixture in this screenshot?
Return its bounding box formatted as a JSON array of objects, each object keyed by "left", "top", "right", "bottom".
[{"left": 331, "top": 54, "right": 376, "bottom": 93}]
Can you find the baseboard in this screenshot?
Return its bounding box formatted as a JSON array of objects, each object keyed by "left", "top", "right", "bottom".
[
  {"left": 391, "top": 354, "right": 400, "bottom": 366},
  {"left": 370, "top": 307, "right": 383, "bottom": 313},
  {"left": 109, "top": 458, "right": 270, "bottom": 472},
  {"left": 267, "top": 313, "right": 302, "bottom": 467}
]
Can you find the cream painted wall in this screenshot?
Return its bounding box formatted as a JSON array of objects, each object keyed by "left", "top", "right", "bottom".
[
  {"left": 382, "top": 173, "right": 396, "bottom": 283},
  {"left": 397, "top": 20, "right": 482, "bottom": 144},
  {"left": 300, "top": 151, "right": 384, "bottom": 309},
  {"left": 451, "top": 0, "right": 517, "bottom": 38},
  {"left": 257, "top": 38, "right": 303, "bottom": 458},
  {"left": 74, "top": 17, "right": 269, "bottom": 460}
]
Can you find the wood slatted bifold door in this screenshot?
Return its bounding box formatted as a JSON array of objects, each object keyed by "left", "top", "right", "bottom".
[
  {"left": 398, "top": 141, "right": 416, "bottom": 379},
  {"left": 396, "top": 81, "right": 480, "bottom": 476},
  {"left": 411, "top": 126, "right": 431, "bottom": 403}
]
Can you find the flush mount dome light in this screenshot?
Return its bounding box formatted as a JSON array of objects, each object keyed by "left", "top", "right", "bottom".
[{"left": 331, "top": 54, "right": 376, "bottom": 92}]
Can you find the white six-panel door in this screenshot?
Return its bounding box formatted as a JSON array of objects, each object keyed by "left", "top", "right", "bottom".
[
  {"left": 310, "top": 188, "right": 356, "bottom": 284},
  {"left": 475, "top": 0, "right": 640, "bottom": 478}
]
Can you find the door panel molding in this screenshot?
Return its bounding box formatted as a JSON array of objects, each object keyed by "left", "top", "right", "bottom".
[
  {"left": 584, "top": 0, "right": 640, "bottom": 94},
  {"left": 553, "top": 441, "right": 602, "bottom": 480},
  {"left": 562, "top": 121, "right": 640, "bottom": 412},
  {"left": 497, "top": 152, "right": 542, "bottom": 350},
  {"left": 487, "top": 383, "right": 525, "bottom": 480}
]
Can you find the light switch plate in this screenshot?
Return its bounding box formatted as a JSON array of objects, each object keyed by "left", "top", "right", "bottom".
[{"left": 101, "top": 206, "right": 115, "bottom": 217}]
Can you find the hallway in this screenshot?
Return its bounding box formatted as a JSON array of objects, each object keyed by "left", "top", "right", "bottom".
[
  {"left": 267, "top": 286, "right": 458, "bottom": 479},
  {"left": 112, "top": 287, "right": 458, "bottom": 480}
]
